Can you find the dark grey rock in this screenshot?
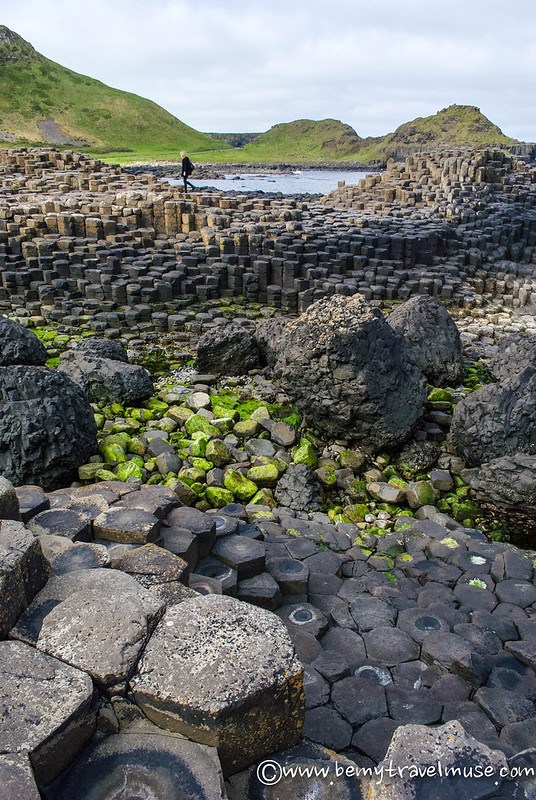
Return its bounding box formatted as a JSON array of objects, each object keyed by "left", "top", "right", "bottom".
[
  {"left": 272, "top": 295, "right": 427, "bottom": 449},
  {"left": 74, "top": 337, "right": 129, "bottom": 362},
  {"left": 386, "top": 685, "right": 443, "bottom": 725},
  {"left": 331, "top": 674, "right": 388, "bottom": 726},
  {"left": 470, "top": 453, "right": 536, "bottom": 535},
  {"left": 195, "top": 323, "right": 261, "bottom": 376},
  {"left": 352, "top": 718, "right": 400, "bottom": 764},
  {"left": 58, "top": 349, "right": 153, "bottom": 404},
  {"left": 130, "top": 594, "right": 304, "bottom": 776},
  {"left": 364, "top": 626, "right": 420, "bottom": 665},
  {"left": 93, "top": 507, "right": 161, "bottom": 544},
  {"left": 302, "top": 705, "right": 353, "bottom": 750},
  {"left": 0, "top": 640, "right": 95, "bottom": 785},
  {"left": 451, "top": 368, "right": 536, "bottom": 465},
  {"left": 0, "top": 520, "right": 49, "bottom": 638},
  {"left": 488, "top": 332, "right": 536, "bottom": 382},
  {"left": 165, "top": 507, "right": 216, "bottom": 558},
  {"left": 212, "top": 534, "right": 265, "bottom": 579},
  {"left": 303, "top": 664, "right": 331, "bottom": 709},
  {"left": 387, "top": 295, "right": 464, "bottom": 386},
  {"left": 255, "top": 315, "right": 290, "bottom": 368},
  {"left": 274, "top": 464, "right": 322, "bottom": 512},
  {"left": 237, "top": 572, "right": 283, "bottom": 610},
  {"left": 474, "top": 686, "right": 536, "bottom": 728},
  {"left": 0, "top": 366, "right": 97, "bottom": 490},
  {"left": 0, "top": 316, "right": 47, "bottom": 366}
]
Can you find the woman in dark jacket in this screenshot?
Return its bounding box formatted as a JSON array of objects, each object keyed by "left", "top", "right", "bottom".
[{"left": 180, "top": 150, "right": 194, "bottom": 192}]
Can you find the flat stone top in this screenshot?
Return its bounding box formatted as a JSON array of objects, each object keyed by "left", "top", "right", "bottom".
[
  {"left": 0, "top": 640, "right": 93, "bottom": 755},
  {"left": 131, "top": 594, "right": 302, "bottom": 713}
]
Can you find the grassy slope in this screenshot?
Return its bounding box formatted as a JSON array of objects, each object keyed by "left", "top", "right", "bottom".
[
  {"left": 191, "top": 119, "right": 363, "bottom": 164},
  {"left": 351, "top": 105, "right": 518, "bottom": 162},
  {"left": 0, "top": 29, "right": 228, "bottom": 158}
]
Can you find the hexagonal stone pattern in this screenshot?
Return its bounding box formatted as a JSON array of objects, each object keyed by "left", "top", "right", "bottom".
[
  {"left": 11, "top": 568, "right": 164, "bottom": 690},
  {"left": 52, "top": 732, "right": 226, "bottom": 800},
  {"left": 0, "top": 519, "right": 49, "bottom": 638},
  {"left": 0, "top": 641, "right": 95, "bottom": 785},
  {"left": 131, "top": 594, "right": 304, "bottom": 775}
]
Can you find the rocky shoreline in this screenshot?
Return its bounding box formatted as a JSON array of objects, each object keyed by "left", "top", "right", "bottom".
[{"left": 0, "top": 146, "right": 535, "bottom": 799}]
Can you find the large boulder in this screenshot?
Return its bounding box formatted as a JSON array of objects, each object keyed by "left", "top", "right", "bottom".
[
  {"left": 487, "top": 332, "right": 536, "bottom": 381},
  {"left": 469, "top": 452, "right": 536, "bottom": 535},
  {"left": 451, "top": 367, "right": 536, "bottom": 465},
  {"left": 58, "top": 348, "right": 153, "bottom": 404},
  {"left": 73, "top": 336, "right": 130, "bottom": 363},
  {"left": 255, "top": 315, "right": 291, "bottom": 368},
  {"left": 195, "top": 323, "right": 260, "bottom": 376},
  {"left": 0, "top": 366, "right": 97, "bottom": 490},
  {"left": 271, "top": 295, "right": 427, "bottom": 449},
  {"left": 387, "top": 295, "right": 464, "bottom": 387},
  {"left": 0, "top": 317, "right": 47, "bottom": 366}
]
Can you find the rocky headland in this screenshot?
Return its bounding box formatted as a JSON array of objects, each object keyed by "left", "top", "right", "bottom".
[{"left": 0, "top": 146, "right": 535, "bottom": 800}]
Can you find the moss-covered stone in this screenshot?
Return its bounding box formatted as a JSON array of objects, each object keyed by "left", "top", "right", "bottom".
[
  {"left": 191, "top": 457, "right": 213, "bottom": 472},
  {"left": 223, "top": 469, "right": 259, "bottom": 502},
  {"left": 168, "top": 406, "right": 193, "bottom": 424},
  {"left": 127, "top": 437, "right": 147, "bottom": 456},
  {"left": 100, "top": 443, "right": 128, "bottom": 464},
  {"left": 205, "top": 438, "right": 233, "bottom": 467},
  {"left": 165, "top": 478, "right": 198, "bottom": 506},
  {"left": 96, "top": 468, "right": 118, "bottom": 482},
  {"left": 205, "top": 486, "right": 235, "bottom": 508},
  {"left": 179, "top": 466, "right": 206, "bottom": 484},
  {"left": 406, "top": 480, "right": 438, "bottom": 509},
  {"left": 78, "top": 462, "right": 106, "bottom": 480},
  {"left": 212, "top": 416, "right": 236, "bottom": 433},
  {"left": 130, "top": 408, "right": 155, "bottom": 423},
  {"left": 428, "top": 388, "right": 453, "bottom": 403},
  {"left": 145, "top": 398, "right": 169, "bottom": 414},
  {"left": 93, "top": 413, "right": 106, "bottom": 430},
  {"left": 185, "top": 414, "right": 219, "bottom": 437},
  {"left": 233, "top": 419, "right": 261, "bottom": 438},
  {"left": 339, "top": 449, "right": 366, "bottom": 470},
  {"left": 115, "top": 461, "right": 144, "bottom": 481},
  {"left": 250, "top": 488, "right": 276, "bottom": 507},
  {"left": 189, "top": 433, "right": 211, "bottom": 458},
  {"left": 247, "top": 464, "right": 279, "bottom": 488},
  {"left": 101, "top": 432, "right": 131, "bottom": 450},
  {"left": 292, "top": 438, "right": 318, "bottom": 468},
  {"left": 344, "top": 503, "right": 369, "bottom": 523}
]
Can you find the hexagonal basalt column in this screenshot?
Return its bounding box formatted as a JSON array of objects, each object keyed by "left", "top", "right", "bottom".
[
  {"left": 0, "top": 520, "right": 49, "bottom": 638},
  {"left": 0, "top": 641, "right": 95, "bottom": 785},
  {"left": 130, "top": 594, "right": 304, "bottom": 775}
]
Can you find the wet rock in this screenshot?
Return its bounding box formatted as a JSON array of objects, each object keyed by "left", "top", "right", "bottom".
[
  {"left": 470, "top": 453, "right": 536, "bottom": 535},
  {"left": 0, "top": 519, "right": 49, "bottom": 638},
  {"left": 52, "top": 731, "right": 226, "bottom": 800},
  {"left": 11, "top": 568, "right": 164, "bottom": 690},
  {"left": 387, "top": 295, "right": 464, "bottom": 387},
  {"left": 0, "top": 316, "right": 47, "bottom": 366},
  {"left": 0, "top": 640, "right": 95, "bottom": 785},
  {"left": 130, "top": 594, "right": 304, "bottom": 775},
  {"left": 195, "top": 323, "right": 261, "bottom": 376},
  {"left": 236, "top": 572, "right": 283, "bottom": 610},
  {"left": 451, "top": 369, "right": 536, "bottom": 465},
  {"left": 59, "top": 348, "right": 153, "bottom": 404},
  {"left": 272, "top": 295, "right": 426, "bottom": 449},
  {"left": 0, "top": 366, "right": 97, "bottom": 490}
]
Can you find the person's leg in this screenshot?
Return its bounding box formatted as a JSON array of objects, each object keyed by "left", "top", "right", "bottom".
[
  {"left": 183, "top": 176, "right": 188, "bottom": 191},
  {"left": 187, "top": 180, "right": 194, "bottom": 189}
]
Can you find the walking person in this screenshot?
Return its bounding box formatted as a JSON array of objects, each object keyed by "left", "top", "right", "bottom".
[{"left": 180, "top": 150, "right": 195, "bottom": 192}]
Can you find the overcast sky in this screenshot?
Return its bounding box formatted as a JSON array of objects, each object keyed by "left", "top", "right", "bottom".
[{"left": 2, "top": 0, "right": 535, "bottom": 140}]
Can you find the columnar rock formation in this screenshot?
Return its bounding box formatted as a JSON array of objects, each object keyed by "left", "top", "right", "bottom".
[{"left": 0, "top": 147, "right": 535, "bottom": 339}]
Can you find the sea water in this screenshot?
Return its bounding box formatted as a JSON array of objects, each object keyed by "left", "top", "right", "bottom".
[{"left": 167, "top": 169, "right": 374, "bottom": 195}]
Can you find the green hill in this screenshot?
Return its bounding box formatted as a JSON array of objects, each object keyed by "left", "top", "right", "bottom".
[
  {"left": 0, "top": 25, "right": 229, "bottom": 160},
  {"left": 351, "top": 105, "right": 518, "bottom": 162},
  {"left": 202, "top": 119, "right": 363, "bottom": 163}
]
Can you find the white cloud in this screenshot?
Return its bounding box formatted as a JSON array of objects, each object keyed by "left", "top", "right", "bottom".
[{"left": 1, "top": 0, "right": 535, "bottom": 139}]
